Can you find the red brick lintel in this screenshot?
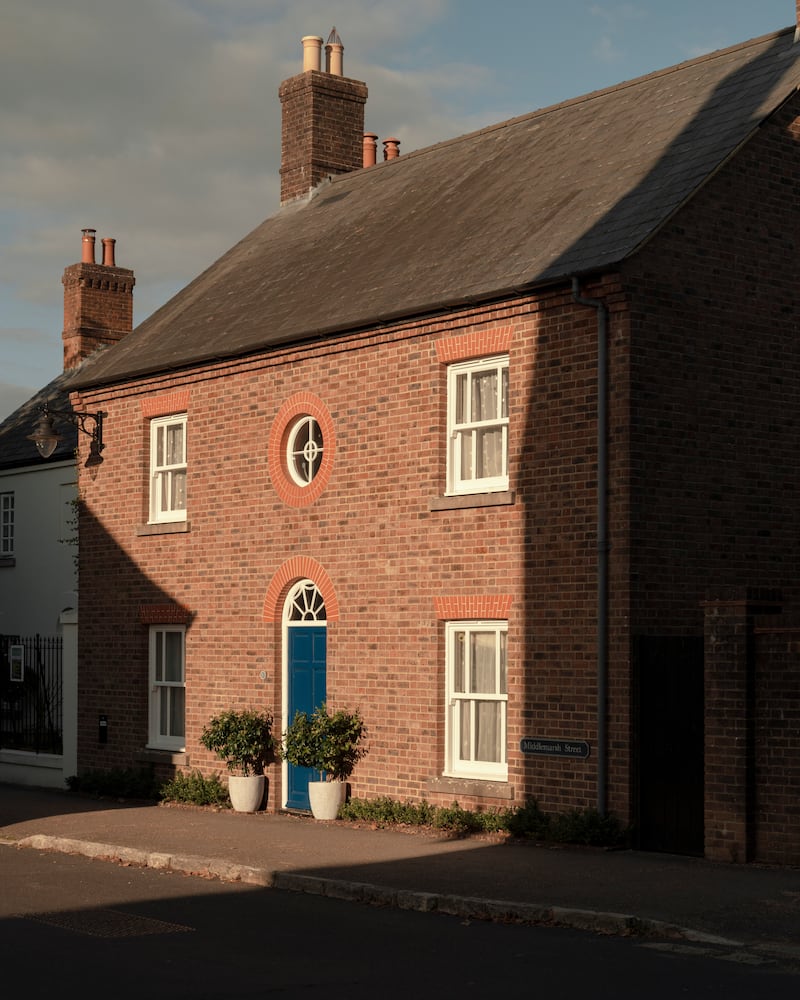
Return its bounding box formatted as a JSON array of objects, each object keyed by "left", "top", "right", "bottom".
[
  {"left": 139, "top": 604, "right": 192, "bottom": 625},
  {"left": 141, "top": 391, "right": 191, "bottom": 419},
  {"left": 435, "top": 327, "right": 513, "bottom": 364},
  {"left": 434, "top": 595, "right": 513, "bottom": 620}
]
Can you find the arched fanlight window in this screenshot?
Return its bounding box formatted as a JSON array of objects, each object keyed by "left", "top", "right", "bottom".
[{"left": 285, "top": 580, "right": 326, "bottom": 622}]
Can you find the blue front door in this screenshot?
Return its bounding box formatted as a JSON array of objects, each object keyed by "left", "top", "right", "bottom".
[{"left": 286, "top": 625, "right": 327, "bottom": 811}]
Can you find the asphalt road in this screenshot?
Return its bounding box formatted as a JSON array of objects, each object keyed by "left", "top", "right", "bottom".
[{"left": 2, "top": 844, "right": 797, "bottom": 998}]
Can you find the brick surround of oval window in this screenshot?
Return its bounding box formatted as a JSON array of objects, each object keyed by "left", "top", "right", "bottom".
[{"left": 268, "top": 392, "right": 335, "bottom": 507}]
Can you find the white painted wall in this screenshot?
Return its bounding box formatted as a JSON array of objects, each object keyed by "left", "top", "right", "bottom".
[
  {"left": 0, "top": 464, "right": 78, "bottom": 788},
  {"left": 0, "top": 459, "right": 77, "bottom": 637}
]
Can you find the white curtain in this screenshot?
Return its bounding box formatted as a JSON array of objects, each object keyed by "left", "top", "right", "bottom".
[
  {"left": 465, "top": 632, "right": 501, "bottom": 763},
  {"left": 474, "top": 370, "right": 505, "bottom": 479}
]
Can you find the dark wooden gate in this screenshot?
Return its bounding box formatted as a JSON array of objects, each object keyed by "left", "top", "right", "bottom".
[{"left": 635, "top": 636, "right": 704, "bottom": 856}]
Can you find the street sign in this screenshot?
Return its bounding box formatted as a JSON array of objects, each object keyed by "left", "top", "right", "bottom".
[{"left": 520, "top": 737, "right": 590, "bottom": 759}]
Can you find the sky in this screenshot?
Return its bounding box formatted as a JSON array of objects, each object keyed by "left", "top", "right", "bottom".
[{"left": 1, "top": 0, "right": 796, "bottom": 421}]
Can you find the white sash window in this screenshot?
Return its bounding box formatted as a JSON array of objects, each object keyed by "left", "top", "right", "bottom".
[
  {"left": 148, "top": 625, "right": 185, "bottom": 751},
  {"left": 149, "top": 414, "right": 187, "bottom": 523},
  {"left": 447, "top": 356, "right": 509, "bottom": 494},
  {"left": 445, "top": 621, "right": 508, "bottom": 780}
]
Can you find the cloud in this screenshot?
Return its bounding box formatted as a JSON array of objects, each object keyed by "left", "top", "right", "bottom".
[
  {"left": 592, "top": 35, "right": 622, "bottom": 64},
  {"left": 1, "top": 0, "right": 478, "bottom": 339},
  {"left": 0, "top": 380, "right": 40, "bottom": 423},
  {"left": 587, "top": 3, "right": 648, "bottom": 65},
  {"left": 588, "top": 3, "right": 647, "bottom": 28}
]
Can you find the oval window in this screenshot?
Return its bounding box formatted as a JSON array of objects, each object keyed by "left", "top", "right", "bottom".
[{"left": 286, "top": 416, "right": 323, "bottom": 487}]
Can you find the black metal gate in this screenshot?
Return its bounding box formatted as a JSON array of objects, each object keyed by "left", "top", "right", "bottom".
[
  {"left": 635, "top": 636, "right": 704, "bottom": 856},
  {"left": 0, "top": 634, "right": 63, "bottom": 754}
]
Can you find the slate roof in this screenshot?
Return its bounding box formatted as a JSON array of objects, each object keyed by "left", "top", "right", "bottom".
[
  {"left": 71, "top": 26, "right": 800, "bottom": 391},
  {"left": 0, "top": 373, "right": 78, "bottom": 471}
]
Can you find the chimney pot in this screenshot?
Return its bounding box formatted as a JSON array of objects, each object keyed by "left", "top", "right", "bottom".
[
  {"left": 102, "top": 238, "right": 116, "bottom": 267},
  {"left": 81, "top": 228, "right": 96, "bottom": 264},
  {"left": 301, "top": 35, "right": 323, "bottom": 72},
  {"left": 363, "top": 132, "right": 378, "bottom": 168},
  {"left": 325, "top": 27, "right": 344, "bottom": 75},
  {"left": 383, "top": 137, "right": 400, "bottom": 161}
]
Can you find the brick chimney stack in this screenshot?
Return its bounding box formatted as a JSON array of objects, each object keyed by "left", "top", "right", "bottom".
[
  {"left": 62, "top": 228, "right": 135, "bottom": 371},
  {"left": 279, "top": 28, "right": 368, "bottom": 205}
]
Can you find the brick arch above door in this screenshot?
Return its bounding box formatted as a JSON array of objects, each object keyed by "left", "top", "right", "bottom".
[{"left": 262, "top": 556, "right": 340, "bottom": 622}]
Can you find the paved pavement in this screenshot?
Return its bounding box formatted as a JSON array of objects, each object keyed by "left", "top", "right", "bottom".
[{"left": 2, "top": 782, "right": 799, "bottom": 968}]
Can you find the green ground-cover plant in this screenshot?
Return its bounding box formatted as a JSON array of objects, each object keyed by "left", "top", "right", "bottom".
[
  {"left": 65, "top": 766, "right": 627, "bottom": 846},
  {"left": 340, "top": 795, "right": 438, "bottom": 827},
  {"left": 339, "top": 795, "right": 628, "bottom": 847},
  {"left": 160, "top": 770, "right": 230, "bottom": 807},
  {"left": 547, "top": 806, "right": 627, "bottom": 846}
]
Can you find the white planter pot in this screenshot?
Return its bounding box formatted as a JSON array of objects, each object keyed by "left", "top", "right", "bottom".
[
  {"left": 228, "top": 774, "right": 266, "bottom": 813},
  {"left": 308, "top": 780, "right": 346, "bottom": 820}
]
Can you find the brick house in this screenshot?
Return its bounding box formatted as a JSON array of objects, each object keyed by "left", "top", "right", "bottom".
[{"left": 68, "top": 21, "right": 800, "bottom": 863}]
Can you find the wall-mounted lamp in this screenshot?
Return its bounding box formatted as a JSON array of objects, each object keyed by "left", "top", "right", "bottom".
[{"left": 28, "top": 403, "right": 106, "bottom": 466}]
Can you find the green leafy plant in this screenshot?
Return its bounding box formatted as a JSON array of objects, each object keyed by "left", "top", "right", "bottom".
[
  {"left": 160, "top": 770, "right": 230, "bottom": 807},
  {"left": 503, "top": 797, "right": 551, "bottom": 839},
  {"left": 59, "top": 493, "right": 82, "bottom": 575},
  {"left": 340, "top": 795, "right": 438, "bottom": 827},
  {"left": 339, "top": 795, "right": 628, "bottom": 847},
  {"left": 431, "top": 801, "right": 488, "bottom": 834},
  {"left": 200, "top": 708, "right": 276, "bottom": 776},
  {"left": 282, "top": 702, "right": 368, "bottom": 781},
  {"left": 548, "top": 806, "right": 627, "bottom": 846}
]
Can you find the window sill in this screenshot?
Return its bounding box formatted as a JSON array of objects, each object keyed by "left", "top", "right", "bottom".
[
  {"left": 429, "top": 491, "right": 515, "bottom": 512},
  {"left": 0, "top": 557, "right": 16, "bottom": 568},
  {"left": 137, "top": 748, "right": 188, "bottom": 765},
  {"left": 136, "top": 521, "right": 190, "bottom": 536},
  {"left": 424, "top": 775, "right": 514, "bottom": 800}
]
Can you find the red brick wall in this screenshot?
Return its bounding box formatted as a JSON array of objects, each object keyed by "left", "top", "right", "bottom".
[
  {"left": 703, "top": 595, "right": 757, "bottom": 863},
  {"left": 701, "top": 595, "right": 800, "bottom": 866},
  {"left": 622, "top": 93, "right": 800, "bottom": 635},
  {"left": 74, "top": 284, "right": 630, "bottom": 815},
  {"left": 753, "top": 625, "right": 800, "bottom": 865},
  {"left": 623, "top": 92, "right": 800, "bottom": 860}
]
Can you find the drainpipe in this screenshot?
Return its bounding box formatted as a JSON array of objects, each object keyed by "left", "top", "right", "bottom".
[{"left": 571, "top": 276, "right": 609, "bottom": 817}]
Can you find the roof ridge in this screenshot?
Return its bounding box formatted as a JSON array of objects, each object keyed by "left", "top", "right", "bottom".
[
  {"left": 328, "top": 24, "right": 795, "bottom": 179},
  {"left": 71, "top": 24, "right": 800, "bottom": 389}
]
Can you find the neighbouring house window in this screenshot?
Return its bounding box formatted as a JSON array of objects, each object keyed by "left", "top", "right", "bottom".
[
  {"left": 148, "top": 625, "right": 185, "bottom": 750},
  {"left": 447, "top": 356, "right": 509, "bottom": 494},
  {"left": 1, "top": 492, "right": 14, "bottom": 556},
  {"left": 149, "top": 415, "right": 187, "bottom": 523},
  {"left": 445, "top": 621, "right": 508, "bottom": 780},
  {"left": 286, "top": 415, "right": 323, "bottom": 487}
]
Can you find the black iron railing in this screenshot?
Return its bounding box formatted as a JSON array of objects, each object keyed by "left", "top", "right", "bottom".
[{"left": 0, "top": 634, "right": 63, "bottom": 754}]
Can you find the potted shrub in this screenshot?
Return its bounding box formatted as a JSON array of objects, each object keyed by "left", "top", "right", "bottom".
[
  {"left": 200, "top": 708, "right": 276, "bottom": 812},
  {"left": 282, "top": 702, "right": 368, "bottom": 819}
]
